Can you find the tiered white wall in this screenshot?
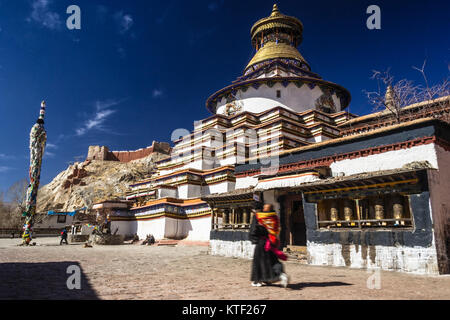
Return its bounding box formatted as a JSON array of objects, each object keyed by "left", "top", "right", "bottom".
[
  {"left": 184, "top": 216, "right": 212, "bottom": 241},
  {"left": 178, "top": 184, "right": 202, "bottom": 198},
  {"left": 329, "top": 144, "right": 438, "bottom": 175},
  {"left": 136, "top": 217, "right": 166, "bottom": 240},
  {"left": 216, "top": 83, "right": 342, "bottom": 115}
]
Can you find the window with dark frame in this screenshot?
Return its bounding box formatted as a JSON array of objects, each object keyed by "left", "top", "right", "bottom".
[
  {"left": 276, "top": 90, "right": 281, "bottom": 98},
  {"left": 57, "top": 215, "right": 67, "bottom": 224}
]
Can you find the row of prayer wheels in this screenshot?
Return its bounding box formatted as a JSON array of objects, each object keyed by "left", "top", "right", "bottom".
[
  {"left": 329, "top": 195, "right": 405, "bottom": 221},
  {"left": 213, "top": 208, "right": 253, "bottom": 227}
]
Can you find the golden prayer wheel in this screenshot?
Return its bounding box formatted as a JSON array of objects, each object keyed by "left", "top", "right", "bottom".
[
  {"left": 330, "top": 200, "right": 338, "bottom": 221},
  {"left": 343, "top": 199, "right": 353, "bottom": 221},
  {"left": 392, "top": 195, "right": 404, "bottom": 220},
  {"left": 222, "top": 210, "right": 229, "bottom": 225},
  {"left": 374, "top": 197, "right": 384, "bottom": 220},
  {"left": 243, "top": 209, "right": 249, "bottom": 225}
]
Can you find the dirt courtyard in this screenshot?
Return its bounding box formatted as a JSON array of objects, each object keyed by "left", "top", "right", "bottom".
[{"left": 0, "top": 237, "right": 449, "bottom": 300}]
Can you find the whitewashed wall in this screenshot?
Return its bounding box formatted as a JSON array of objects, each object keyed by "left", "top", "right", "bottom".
[
  {"left": 111, "top": 220, "right": 136, "bottom": 237},
  {"left": 177, "top": 184, "right": 202, "bottom": 199},
  {"left": 262, "top": 189, "right": 280, "bottom": 213},
  {"left": 330, "top": 144, "right": 438, "bottom": 175},
  {"left": 209, "top": 240, "right": 255, "bottom": 259},
  {"left": 136, "top": 217, "right": 166, "bottom": 240},
  {"left": 184, "top": 216, "right": 212, "bottom": 241},
  {"left": 203, "top": 181, "right": 235, "bottom": 196},
  {"left": 215, "top": 83, "right": 341, "bottom": 115},
  {"left": 235, "top": 175, "right": 259, "bottom": 189},
  {"left": 307, "top": 241, "right": 439, "bottom": 275},
  {"left": 36, "top": 215, "right": 74, "bottom": 229},
  {"left": 157, "top": 188, "right": 177, "bottom": 198}
]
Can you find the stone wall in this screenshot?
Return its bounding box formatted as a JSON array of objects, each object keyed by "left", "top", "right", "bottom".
[
  {"left": 307, "top": 242, "right": 439, "bottom": 274},
  {"left": 86, "top": 141, "right": 171, "bottom": 163},
  {"left": 302, "top": 190, "right": 441, "bottom": 275},
  {"left": 209, "top": 230, "right": 255, "bottom": 259}
]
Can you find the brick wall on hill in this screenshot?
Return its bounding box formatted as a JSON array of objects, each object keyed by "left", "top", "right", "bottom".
[{"left": 86, "top": 141, "right": 171, "bottom": 163}]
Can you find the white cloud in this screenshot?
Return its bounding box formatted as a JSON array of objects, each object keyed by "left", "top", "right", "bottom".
[
  {"left": 94, "top": 99, "right": 123, "bottom": 111},
  {"left": 28, "top": 0, "right": 62, "bottom": 30},
  {"left": 114, "top": 11, "right": 134, "bottom": 34},
  {"left": 46, "top": 143, "right": 58, "bottom": 149},
  {"left": 152, "top": 89, "right": 163, "bottom": 98},
  {"left": 0, "top": 166, "right": 13, "bottom": 173},
  {"left": 44, "top": 151, "right": 55, "bottom": 159},
  {"left": 0, "top": 154, "right": 16, "bottom": 160},
  {"left": 76, "top": 100, "right": 122, "bottom": 136}
]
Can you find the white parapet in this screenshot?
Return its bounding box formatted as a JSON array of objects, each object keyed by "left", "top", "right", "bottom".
[
  {"left": 307, "top": 241, "right": 440, "bottom": 275},
  {"left": 209, "top": 239, "right": 255, "bottom": 260}
]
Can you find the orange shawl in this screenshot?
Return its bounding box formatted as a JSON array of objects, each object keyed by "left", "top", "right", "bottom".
[{"left": 255, "top": 211, "right": 280, "bottom": 245}]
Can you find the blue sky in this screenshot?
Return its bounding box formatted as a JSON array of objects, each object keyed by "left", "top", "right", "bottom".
[{"left": 0, "top": 0, "right": 449, "bottom": 194}]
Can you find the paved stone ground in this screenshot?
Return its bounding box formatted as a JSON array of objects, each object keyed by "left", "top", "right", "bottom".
[{"left": 0, "top": 237, "right": 449, "bottom": 300}]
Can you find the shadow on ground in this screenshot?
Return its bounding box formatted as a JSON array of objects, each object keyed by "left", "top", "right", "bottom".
[
  {"left": 0, "top": 262, "right": 99, "bottom": 300},
  {"left": 288, "top": 281, "right": 353, "bottom": 290}
]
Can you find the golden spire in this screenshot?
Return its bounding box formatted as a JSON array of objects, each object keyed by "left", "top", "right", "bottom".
[
  {"left": 246, "top": 4, "right": 307, "bottom": 73},
  {"left": 271, "top": 4, "right": 281, "bottom": 16}
]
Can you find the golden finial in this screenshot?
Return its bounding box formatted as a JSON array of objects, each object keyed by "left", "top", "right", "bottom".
[
  {"left": 271, "top": 4, "right": 281, "bottom": 16},
  {"left": 41, "top": 100, "right": 46, "bottom": 107},
  {"left": 385, "top": 86, "right": 394, "bottom": 110}
]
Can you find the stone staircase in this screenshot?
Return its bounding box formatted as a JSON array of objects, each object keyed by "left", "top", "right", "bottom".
[{"left": 283, "top": 245, "right": 308, "bottom": 264}]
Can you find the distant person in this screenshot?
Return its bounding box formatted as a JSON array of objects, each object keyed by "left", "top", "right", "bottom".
[
  {"left": 131, "top": 233, "right": 139, "bottom": 244},
  {"left": 60, "top": 228, "right": 68, "bottom": 245},
  {"left": 148, "top": 234, "right": 155, "bottom": 245},
  {"left": 249, "top": 204, "right": 289, "bottom": 288}
]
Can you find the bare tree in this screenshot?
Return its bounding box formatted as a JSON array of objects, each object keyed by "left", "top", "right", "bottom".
[
  {"left": 7, "top": 178, "right": 28, "bottom": 214},
  {"left": 412, "top": 60, "right": 450, "bottom": 122},
  {"left": 0, "top": 191, "right": 11, "bottom": 228},
  {"left": 364, "top": 63, "right": 450, "bottom": 124},
  {"left": 0, "top": 179, "right": 28, "bottom": 230},
  {"left": 364, "top": 69, "right": 421, "bottom": 123}
]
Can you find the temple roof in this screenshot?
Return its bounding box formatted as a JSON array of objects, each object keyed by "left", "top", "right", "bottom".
[
  {"left": 250, "top": 4, "right": 303, "bottom": 44},
  {"left": 245, "top": 42, "right": 308, "bottom": 71},
  {"left": 246, "top": 4, "right": 307, "bottom": 73}
]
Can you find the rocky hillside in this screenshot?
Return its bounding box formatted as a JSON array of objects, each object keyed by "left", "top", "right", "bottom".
[{"left": 36, "top": 152, "right": 167, "bottom": 213}]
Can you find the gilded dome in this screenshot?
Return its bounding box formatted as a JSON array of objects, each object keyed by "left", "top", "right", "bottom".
[{"left": 245, "top": 41, "right": 309, "bottom": 71}]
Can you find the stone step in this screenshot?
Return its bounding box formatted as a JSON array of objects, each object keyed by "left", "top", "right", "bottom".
[
  {"left": 177, "top": 240, "right": 210, "bottom": 246},
  {"left": 154, "top": 239, "right": 180, "bottom": 246},
  {"left": 285, "top": 252, "right": 308, "bottom": 264},
  {"left": 285, "top": 245, "right": 307, "bottom": 254}
]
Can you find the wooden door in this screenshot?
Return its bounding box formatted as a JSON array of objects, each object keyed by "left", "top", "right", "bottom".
[{"left": 284, "top": 195, "right": 307, "bottom": 246}]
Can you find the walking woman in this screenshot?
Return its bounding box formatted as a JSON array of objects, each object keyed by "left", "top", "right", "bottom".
[{"left": 249, "top": 203, "right": 289, "bottom": 288}]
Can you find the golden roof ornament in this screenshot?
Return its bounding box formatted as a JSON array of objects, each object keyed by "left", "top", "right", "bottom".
[
  {"left": 246, "top": 4, "right": 308, "bottom": 72},
  {"left": 271, "top": 4, "right": 281, "bottom": 16},
  {"left": 385, "top": 85, "right": 394, "bottom": 110}
]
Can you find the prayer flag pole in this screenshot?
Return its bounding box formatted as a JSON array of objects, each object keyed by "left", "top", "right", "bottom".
[{"left": 22, "top": 101, "right": 47, "bottom": 245}]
